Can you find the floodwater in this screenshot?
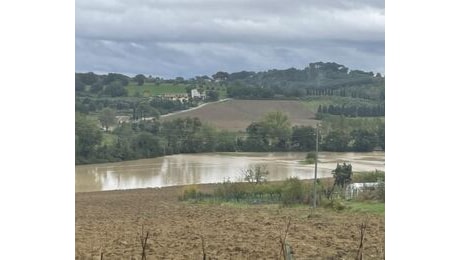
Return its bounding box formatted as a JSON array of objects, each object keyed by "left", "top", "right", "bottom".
[{"left": 75, "top": 152, "right": 384, "bottom": 192}]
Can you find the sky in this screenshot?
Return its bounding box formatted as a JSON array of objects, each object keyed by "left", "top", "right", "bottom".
[{"left": 75, "top": 0, "right": 384, "bottom": 78}]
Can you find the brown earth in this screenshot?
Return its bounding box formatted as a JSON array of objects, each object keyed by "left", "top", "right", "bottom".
[
  {"left": 76, "top": 183, "right": 384, "bottom": 259},
  {"left": 160, "top": 99, "right": 320, "bottom": 131}
]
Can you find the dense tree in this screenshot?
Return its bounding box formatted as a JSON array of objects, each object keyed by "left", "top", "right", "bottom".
[
  {"left": 103, "top": 81, "right": 128, "bottom": 97},
  {"left": 78, "top": 72, "right": 98, "bottom": 86},
  {"left": 351, "top": 129, "right": 377, "bottom": 152},
  {"left": 90, "top": 81, "right": 104, "bottom": 94},
  {"left": 291, "top": 126, "right": 316, "bottom": 151},
  {"left": 332, "top": 163, "right": 353, "bottom": 188},
  {"left": 262, "top": 111, "right": 292, "bottom": 150},
  {"left": 133, "top": 132, "right": 162, "bottom": 157},
  {"left": 322, "top": 130, "right": 350, "bottom": 152},
  {"left": 206, "top": 90, "right": 219, "bottom": 101},
  {"left": 244, "top": 122, "right": 270, "bottom": 151},
  {"left": 212, "top": 71, "right": 229, "bottom": 81},
  {"left": 104, "top": 73, "right": 130, "bottom": 86},
  {"left": 75, "top": 77, "right": 85, "bottom": 92},
  {"left": 75, "top": 113, "right": 103, "bottom": 162},
  {"left": 134, "top": 74, "right": 146, "bottom": 86}
]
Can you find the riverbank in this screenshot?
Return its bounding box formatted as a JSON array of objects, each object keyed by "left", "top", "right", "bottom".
[{"left": 76, "top": 182, "right": 385, "bottom": 259}]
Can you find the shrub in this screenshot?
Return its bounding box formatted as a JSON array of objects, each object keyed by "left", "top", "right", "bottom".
[
  {"left": 214, "top": 180, "right": 248, "bottom": 202},
  {"left": 305, "top": 152, "right": 317, "bottom": 164},
  {"left": 281, "top": 177, "right": 307, "bottom": 205},
  {"left": 323, "top": 199, "right": 347, "bottom": 211},
  {"left": 179, "top": 185, "right": 210, "bottom": 201},
  {"left": 243, "top": 165, "right": 269, "bottom": 184}
]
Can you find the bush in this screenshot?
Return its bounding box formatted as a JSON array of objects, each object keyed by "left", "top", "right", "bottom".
[
  {"left": 304, "top": 152, "right": 317, "bottom": 164},
  {"left": 214, "top": 180, "right": 248, "bottom": 202},
  {"left": 281, "top": 177, "right": 307, "bottom": 205},
  {"left": 179, "top": 186, "right": 210, "bottom": 201},
  {"left": 323, "top": 199, "right": 347, "bottom": 211},
  {"left": 243, "top": 165, "right": 269, "bottom": 184}
]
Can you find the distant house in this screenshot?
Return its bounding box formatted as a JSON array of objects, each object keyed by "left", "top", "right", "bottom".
[
  {"left": 191, "top": 89, "right": 206, "bottom": 99},
  {"left": 116, "top": 116, "right": 130, "bottom": 124}
]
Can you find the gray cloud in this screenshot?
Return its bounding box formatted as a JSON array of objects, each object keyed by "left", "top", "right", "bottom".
[{"left": 76, "top": 0, "right": 384, "bottom": 78}]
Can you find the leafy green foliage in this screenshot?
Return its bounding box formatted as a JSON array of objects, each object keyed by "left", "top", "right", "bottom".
[
  {"left": 134, "top": 74, "right": 146, "bottom": 86},
  {"left": 224, "top": 62, "right": 384, "bottom": 100},
  {"left": 98, "top": 107, "right": 117, "bottom": 131},
  {"left": 351, "top": 129, "right": 378, "bottom": 152},
  {"left": 103, "top": 81, "right": 128, "bottom": 97},
  {"left": 332, "top": 163, "right": 353, "bottom": 188},
  {"left": 291, "top": 126, "right": 316, "bottom": 151},
  {"left": 322, "top": 130, "right": 350, "bottom": 152},
  {"left": 281, "top": 177, "right": 306, "bottom": 205},
  {"left": 75, "top": 113, "right": 103, "bottom": 163}
]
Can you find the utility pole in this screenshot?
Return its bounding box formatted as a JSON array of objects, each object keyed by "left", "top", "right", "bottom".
[{"left": 313, "top": 123, "right": 319, "bottom": 208}]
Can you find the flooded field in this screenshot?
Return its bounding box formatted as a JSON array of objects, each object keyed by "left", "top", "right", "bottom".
[{"left": 75, "top": 151, "right": 384, "bottom": 192}]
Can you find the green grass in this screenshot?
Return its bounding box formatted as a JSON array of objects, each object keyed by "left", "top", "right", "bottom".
[
  {"left": 344, "top": 201, "right": 385, "bottom": 214},
  {"left": 126, "top": 83, "right": 187, "bottom": 97}
]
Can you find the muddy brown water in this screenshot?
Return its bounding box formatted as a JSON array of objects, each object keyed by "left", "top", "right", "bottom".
[{"left": 75, "top": 152, "right": 384, "bottom": 192}]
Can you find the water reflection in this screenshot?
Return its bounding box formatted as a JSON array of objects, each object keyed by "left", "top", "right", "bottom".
[{"left": 75, "top": 152, "right": 385, "bottom": 192}]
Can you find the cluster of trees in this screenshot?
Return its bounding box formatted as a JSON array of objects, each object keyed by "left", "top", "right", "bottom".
[
  {"left": 76, "top": 72, "right": 130, "bottom": 97},
  {"left": 76, "top": 111, "right": 385, "bottom": 164},
  {"left": 224, "top": 62, "right": 384, "bottom": 101},
  {"left": 75, "top": 96, "right": 198, "bottom": 119},
  {"left": 241, "top": 112, "right": 384, "bottom": 152},
  {"left": 317, "top": 104, "right": 385, "bottom": 117},
  {"left": 77, "top": 62, "right": 384, "bottom": 102}
]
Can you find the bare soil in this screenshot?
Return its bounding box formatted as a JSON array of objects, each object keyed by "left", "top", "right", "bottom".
[
  {"left": 76, "top": 184, "right": 384, "bottom": 259},
  {"left": 160, "top": 99, "right": 319, "bottom": 131}
]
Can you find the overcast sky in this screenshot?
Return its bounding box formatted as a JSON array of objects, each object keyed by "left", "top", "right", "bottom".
[{"left": 75, "top": 0, "right": 384, "bottom": 78}]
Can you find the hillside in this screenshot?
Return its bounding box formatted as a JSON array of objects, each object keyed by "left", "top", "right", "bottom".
[
  {"left": 75, "top": 62, "right": 385, "bottom": 164},
  {"left": 160, "top": 99, "right": 319, "bottom": 131}
]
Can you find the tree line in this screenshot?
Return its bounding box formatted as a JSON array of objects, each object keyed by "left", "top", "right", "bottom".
[
  {"left": 317, "top": 104, "right": 385, "bottom": 117},
  {"left": 76, "top": 111, "right": 384, "bottom": 164},
  {"left": 76, "top": 62, "right": 385, "bottom": 102}
]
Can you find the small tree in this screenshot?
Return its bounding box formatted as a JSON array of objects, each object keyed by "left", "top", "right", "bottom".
[
  {"left": 327, "top": 162, "right": 353, "bottom": 199},
  {"left": 134, "top": 74, "right": 146, "bottom": 86},
  {"left": 98, "top": 107, "right": 117, "bottom": 132},
  {"left": 243, "top": 165, "right": 269, "bottom": 184},
  {"left": 332, "top": 162, "right": 353, "bottom": 188}
]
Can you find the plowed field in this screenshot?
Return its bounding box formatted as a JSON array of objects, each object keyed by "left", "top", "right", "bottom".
[
  {"left": 76, "top": 184, "right": 384, "bottom": 259},
  {"left": 160, "top": 99, "right": 319, "bottom": 131}
]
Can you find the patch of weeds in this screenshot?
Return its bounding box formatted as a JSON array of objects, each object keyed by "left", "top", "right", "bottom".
[{"left": 345, "top": 201, "right": 385, "bottom": 214}]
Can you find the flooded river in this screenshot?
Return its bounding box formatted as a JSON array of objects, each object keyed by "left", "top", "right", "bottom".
[{"left": 75, "top": 152, "right": 384, "bottom": 192}]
